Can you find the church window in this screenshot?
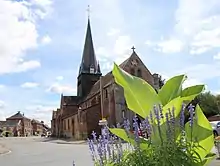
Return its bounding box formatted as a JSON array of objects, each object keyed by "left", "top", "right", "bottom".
[
  {"left": 90, "top": 67, "right": 95, "bottom": 73},
  {"left": 68, "top": 119, "right": 70, "bottom": 130},
  {"left": 130, "top": 68, "right": 135, "bottom": 76},
  {"left": 105, "top": 89, "right": 108, "bottom": 98},
  {"left": 137, "top": 69, "right": 142, "bottom": 77}
]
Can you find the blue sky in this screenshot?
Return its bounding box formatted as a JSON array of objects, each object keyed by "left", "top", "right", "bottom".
[{"left": 0, "top": 0, "right": 220, "bottom": 125}]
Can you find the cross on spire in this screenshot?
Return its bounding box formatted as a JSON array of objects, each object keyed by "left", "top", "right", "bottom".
[
  {"left": 87, "top": 5, "right": 90, "bottom": 19},
  {"left": 131, "top": 46, "right": 136, "bottom": 53}
]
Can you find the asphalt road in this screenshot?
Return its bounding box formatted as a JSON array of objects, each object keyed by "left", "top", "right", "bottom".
[
  {"left": 0, "top": 137, "right": 219, "bottom": 166},
  {"left": 0, "top": 137, "right": 93, "bottom": 166}
]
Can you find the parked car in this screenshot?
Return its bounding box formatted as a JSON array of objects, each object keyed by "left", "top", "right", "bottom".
[{"left": 210, "top": 121, "right": 220, "bottom": 137}]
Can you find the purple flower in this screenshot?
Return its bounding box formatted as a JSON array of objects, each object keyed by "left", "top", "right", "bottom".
[
  {"left": 165, "top": 112, "right": 171, "bottom": 139},
  {"left": 180, "top": 104, "right": 186, "bottom": 129},
  {"left": 87, "top": 139, "right": 95, "bottom": 161},
  {"left": 159, "top": 104, "right": 164, "bottom": 119},
  {"left": 188, "top": 104, "right": 195, "bottom": 127},
  {"left": 144, "top": 116, "right": 152, "bottom": 137},
  {"left": 123, "top": 119, "right": 130, "bottom": 132},
  {"left": 92, "top": 131, "right": 97, "bottom": 142},
  {"left": 153, "top": 105, "right": 161, "bottom": 125},
  {"left": 133, "top": 116, "right": 140, "bottom": 145}
]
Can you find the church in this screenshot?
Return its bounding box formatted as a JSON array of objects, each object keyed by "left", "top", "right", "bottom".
[{"left": 51, "top": 17, "right": 161, "bottom": 140}]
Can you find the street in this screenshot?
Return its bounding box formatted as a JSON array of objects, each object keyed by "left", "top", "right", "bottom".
[
  {"left": 0, "top": 137, "right": 219, "bottom": 166},
  {"left": 0, "top": 137, "right": 93, "bottom": 166}
]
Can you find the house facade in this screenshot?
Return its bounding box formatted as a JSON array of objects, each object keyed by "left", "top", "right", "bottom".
[
  {"left": 0, "top": 112, "right": 49, "bottom": 137},
  {"left": 31, "top": 119, "right": 44, "bottom": 135},
  {"left": 51, "top": 17, "right": 162, "bottom": 140}
]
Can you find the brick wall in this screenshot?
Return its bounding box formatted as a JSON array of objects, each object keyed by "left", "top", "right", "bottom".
[{"left": 86, "top": 103, "right": 102, "bottom": 138}]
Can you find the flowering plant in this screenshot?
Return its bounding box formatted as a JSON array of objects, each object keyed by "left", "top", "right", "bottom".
[{"left": 87, "top": 63, "right": 215, "bottom": 166}]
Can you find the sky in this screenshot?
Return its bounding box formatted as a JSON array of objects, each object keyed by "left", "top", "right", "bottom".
[{"left": 0, "top": 0, "right": 220, "bottom": 126}]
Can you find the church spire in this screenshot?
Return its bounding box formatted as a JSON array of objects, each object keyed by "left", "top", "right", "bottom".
[{"left": 78, "top": 17, "right": 100, "bottom": 75}]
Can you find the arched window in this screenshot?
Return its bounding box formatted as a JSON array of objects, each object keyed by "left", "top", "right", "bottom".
[
  {"left": 130, "top": 68, "right": 135, "bottom": 76},
  {"left": 105, "top": 89, "right": 108, "bottom": 98},
  {"left": 137, "top": 69, "right": 142, "bottom": 77}
]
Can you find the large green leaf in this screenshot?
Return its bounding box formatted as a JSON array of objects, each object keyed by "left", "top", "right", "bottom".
[
  {"left": 158, "top": 74, "right": 187, "bottom": 106},
  {"left": 109, "top": 128, "right": 149, "bottom": 149},
  {"left": 151, "top": 97, "right": 184, "bottom": 143},
  {"left": 112, "top": 63, "right": 160, "bottom": 118},
  {"left": 200, "top": 153, "right": 216, "bottom": 166},
  {"left": 185, "top": 105, "right": 214, "bottom": 160},
  {"left": 181, "top": 85, "right": 205, "bottom": 101}
]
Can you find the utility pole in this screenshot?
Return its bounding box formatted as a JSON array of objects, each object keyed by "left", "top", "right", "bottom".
[{"left": 99, "top": 76, "right": 107, "bottom": 126}]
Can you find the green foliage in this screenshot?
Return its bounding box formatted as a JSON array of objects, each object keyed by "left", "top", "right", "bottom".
[
  {"left": 197, "top": 92, "right": 219, "bottom": 117},
  {"left": 112, "top": 63, "right": 161, "bottom": 118},
  {"left": 185, "top": 105, "right": 214, "bottom": 160},
  {"left": 108, "top": 63, "right": 215, "bottom": 166},
  {"left": 181, "top": 85, "right": 205, "bottom": 102},
  {"left": 158, "top": 74, "right": 186, "bottom": 105}
]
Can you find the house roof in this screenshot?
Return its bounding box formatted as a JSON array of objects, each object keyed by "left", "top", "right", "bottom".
[
  {"left": 5, "top": 120, "right": 21, "bottom": 127},
  {"left": 31, "top": 119, "right": 42, "bottom": 124},
  {"left": 83, "top": 52, "right": 135, "bottom": 101},
  {"left": 62, "top": 95, "right": 80, "bottom": 106},
  {"left": 6, "top": 111, "right": 29, "bottom": 120}
]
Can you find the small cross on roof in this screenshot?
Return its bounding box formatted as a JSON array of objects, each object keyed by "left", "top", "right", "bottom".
[{"left": 131, "top": 46, "right": 135, "bottom": 52}]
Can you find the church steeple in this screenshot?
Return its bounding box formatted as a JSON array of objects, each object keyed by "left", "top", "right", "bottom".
[
  {"left": 78, "top": 18, "right": 100, "bottom": 75},
  {"left": 77, "top": 16, "right": 102, "bottom": 98}
]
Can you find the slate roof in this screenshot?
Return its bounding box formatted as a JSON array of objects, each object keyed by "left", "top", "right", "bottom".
[
  {"left": 84, "top": 53, "right": 133, "bottom": 101},
  {"left": 31, "top": 119, "right": 42, "bottom": 124},
  {"left": 0, "top": 120, "right": 20, "bottom": 127},
  {"left": 62, "top": 96, "right": 80, "bottom": 106},
  {"left": 79, "top": 19, "right": 101, "bottom": 75},
  {"left": 5, "top": 120, "right": 20, "bottom": 127},
  {"left": 6, "top": 111, "right": 29, "bottom": 120}
]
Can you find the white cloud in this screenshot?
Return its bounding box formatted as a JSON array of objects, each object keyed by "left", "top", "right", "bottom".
[
  {"left": 146, "top": 38, "right": 184, "bottom": 53},
  {"left": 21, "top": 82, "right": 39, "bottom": 88},
  {"left": 41, "top": 35, "right": 51, "bottom": 45},
  {"left": 214, "top": 52, "right": 220, "bottom": 60},
  {"left": 47, "top": 83, "right": 76, "bottom": 95},
  {"left": 56, "top": 76, "right": 64, "bottom": 81},
  {"left": 107, "top": 28, "right": 120, "bottom": 36},
  {"left": 0, "top": 0, "right": 51, "bottom": 74},
  {"left": 0, "top": 100, "right": 5, "bottom": 109},
  {"left": 0, "top": 84, "right": 5, "bottom": 89},
  {"left": 145, "top": 0, "right": 220, "bottom": 55},
  {"left": 175, "top": 0, "right": 220, "bottom": 55}
]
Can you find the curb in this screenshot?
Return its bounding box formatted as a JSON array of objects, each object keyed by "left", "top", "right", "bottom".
[
  {"left": 0, "top": 150, "right": 11, "bottom": 156},
  {"left": 56, "top": 141, "right": 87, "bottom": 145}
]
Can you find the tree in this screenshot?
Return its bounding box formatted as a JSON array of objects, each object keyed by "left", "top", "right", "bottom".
[
  {"left": 216, "top": 94, "right": 220, "bottom": 113},
  {"left": 158, "top": 75, "right": 165, "bottom": 89},
  {"left": 196, "top": 91, "right": 219, "bottom": 117}
]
